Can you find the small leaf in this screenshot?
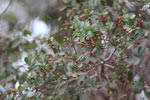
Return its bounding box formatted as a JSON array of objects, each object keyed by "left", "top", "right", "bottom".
[
  {"left": 138, "top": 46, "right": 146, "bottom": 56},
  {"left": 84, "top": 22, "right": 91, "bottom": 31},
  {"left": 128, "top": 71, "right": 133, "bottom": 82},
  {"left": 109, "top": 81, "right": 117, "bottom": 90},
  {"left": 22, "top": 41, "right": 36, "bottom": 51},
  {"left": 52, "top": 32, "right": 64, "bottom": 44},
  {"left": 80, "top": 92, "right": 90, "bottom": 100},
  {"left": 106, "top": 0, "right": 113, "bottom": 7},
  {"left": 18, "top": 82, "right": 29, "bottom": 91},
  {"left": 76, "top": 0, "right": 87, "bottom": 3},
  {"left": 68, "top": 85, "right": 74, "bottom": 92},
  {"left": 59, "top": 5, "right": 67, "bottom": 11},
  {"left": 23, "top": 30, "right": 31, "bottom": 36},
  {"left": 127, "top": 57, "right": 140, "bottom": 65},
  {"left": 58, "top": 81, "right": 67, "bottom": 95},
  {"left": 111, "top": 72, "right": 118, "bottom": 79},
  {"left": 24, "top": 57, "right": 29, "bottom": 64},
  {"left": 146, "top": 87, "right": 150, "bottom": 93},
  {"left": 128, "top": 13, "right": 135, "bottom": 19},
  {"left": 134, "top": 77, "right": 145, "bottom": 91},
  {"left": 145, "top": 87, "right": 150, "bottom": 98},
  {"left": 67, "top": 62, "right": 76, "bottom": 72},
  {"left": 101, "top": 0, "right": 106, "bottom": 6},
  {"left": 28, "top": 71, "right": 37, "bottom": 78},
  {"left": 86, "top": 78, "right": 97, "bottom": 85},
  {"left": 18, "top": 85, "right": 24, "bottom": 91}
]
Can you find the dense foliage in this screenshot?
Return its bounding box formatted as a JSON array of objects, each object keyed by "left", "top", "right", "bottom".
[{"left": 1, "top": 0, "right": 150, "bottom": 100}]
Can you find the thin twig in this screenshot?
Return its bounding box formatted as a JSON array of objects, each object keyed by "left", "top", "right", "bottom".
[
  {"left": 71, "top": 42, "right": 77, "bottom": 54},
  {"left": 116, "top": 28, "right": 135, "bottom": 43},
  {"left": 104, "top": 48, "right": 116, "bottom": 61},
  {"left": 0, "top": 0, "right": 13, "bottom": 16}
]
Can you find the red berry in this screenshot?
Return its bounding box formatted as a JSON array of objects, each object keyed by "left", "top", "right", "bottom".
[
  {"left": 109, "top": 58, "right": 114, "bottom": 64},
  {"left": 18, "top": 96, "right": 21, "bottom": 98},
  {"left": 69, "top": 95, "right": 73, "bottom": 99},
  {"left": 44, "top": 67, "right": 49, "bottom": 73},
  {"left": 101, "top": 15, "right": 107, "bottom": 23},
  {"left": 93, "top": 39, "right": 97, "bottom": 43},
  {"left": 88, "top": 71, "right": 92, "bottom": 75},
  {"left": 138, "top": 13, "right": 142, "bottom": 17},
  {"left": 87, "top": 40, "right": 92, "bottom": 45},
  {"left": 143, "top": 85, "right": 146, "bottom": 91},
  {"left": 69, "top": 56, "right": 76, "bottom": 62},
  {"left": 136, "top": 21, "right": 143, "bottom": 27},
  {"left": 86, "top": 61, "right": 93, "bottom": 65},
  {"left": 119, "top": 2, "right": 125, "bottom": 6},
  {"left": 102, "top": 15, "right": 107, "bottom": 19},
  {"left": 70, "top": 14, "right": 74, "bottom": 19},
  {"left": 100, "top": 32, "right": 104, "bottom": 37},
  {"left": 65, "top": 22, "right": 71, "bottom": 27},
  {"left": 91, "top": 65, "right": 95, "bottom": 68},
  {"left": 41, "top": 95, "right": 45, "bottom": 99},
  {"left": 108, "top": 34, "right": 112, "bottom": 39},
  {"left": 88, "top": 51, "right": 92, "bottom": 56},
  {"left": 117, "top": 16, "right": 122, "bottom": 24},
  {"left": 142, "top": 12, "right": 146, "bottom": 16},
  {"left": 79, "top": 68, "right": 85, "bottom": 72},
  {"left": 134, "top": 40, "right": 141, "bottom": 45},
  {"left": 52, "top": 57, "right": 58, "bottom": 61}
]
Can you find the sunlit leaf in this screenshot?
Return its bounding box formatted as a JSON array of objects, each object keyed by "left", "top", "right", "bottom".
[
  {"left": 23, "top": 30, "right": 31, "bottom": 36},
  {"left": 127, "top": 57, "right": 140, "bottom": 65}
]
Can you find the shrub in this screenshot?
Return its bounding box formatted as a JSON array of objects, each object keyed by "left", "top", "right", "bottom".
[{"left": 2, "top": 0, "right": 150, "bottom": 100}]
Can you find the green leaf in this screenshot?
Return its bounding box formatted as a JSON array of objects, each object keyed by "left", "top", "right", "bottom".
[
  {"left": 67, "top": 62, "right": 76, "bottom": 72},
  {"left": 116, "top": 65, "right": 126, "bottom": 74},
  {"left": 95, "top": 40, "right": 102, "bottom": 46},
  {"left": 22, "top": 41, "right": 36, "bottom": 51},
  {"left": 107, "top": 22, "right": 113, "bottom": 30},
  {"left": 86, "top": 78, "right": 97, "bottom": 85},
  {"left": 59, "top": 5, "right": 67, "bottom": 11},
  {"left": 52, "top": 32, "right": 64, "bottom": 44},
  {"left": 58, "top": 81, "right": 67, "bottom": 95},
  {"left": 128, "top": 19, "right": 134, "bottom": 26},
  {"left": 28, "top": 71, "right": 37, "bottom": 78},
  {"left": 106, "top": 0, "right": 113, "bottom": 7},
  {"left": 111, "top": 72, "right": 118, "bottom": 79},
  {"left": 128, "top": 71, "right": 133, "bottom": 82},
  {"left": 138, "top": 46, "right": 146, "bottom": 56},
  {"left": 145, "top": 87, "right": 150, "bottom": 98},
  {"left": 80, "top": 92, "right": 90, "bottom": 100},
  {"left": 67, "top": 85, "right": 74, "bottom": 92},
  {"left": 18, "top": 85, "right": 24, "bottom": 91},
  {"left": 127, "top": 57, "right": 140, "bottom": 65},
  {"left": 23, "top": 30, "right": 31, "bottom": 36},
  {"left": 18, "top": 82, "right": 29, "bottom": 91},
  {"left": 134, "top": 32, "right": 141, "bottom": 40},
  {"left": 134, "top": 77, "right": 145, "bottom": 91},
  {"left": 101, "top": 0, "right": 106, "bottom": 5},
  {"left": 76, "top": 0, "right": 87, "bottom": 3},
  {"left": 109, "top": 81, "right": 117, "bottom": 90},
  {"left": 24, "top": 57, "right": 29, "bottom": 64},
  {"left": 128, "top": 13, "right": 135, "bottom": 19},
  {"left": 84, "top": 22, "right": 91, "bottom": 31},
  {"left": 146, "top": 87, "right": 150, "bottom": 93}
]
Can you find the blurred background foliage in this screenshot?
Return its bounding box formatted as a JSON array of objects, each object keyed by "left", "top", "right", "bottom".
[{"left": 0, "top": 0, "right": 59, "bottom": 99}]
